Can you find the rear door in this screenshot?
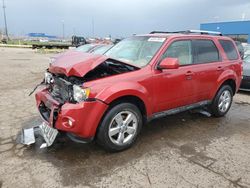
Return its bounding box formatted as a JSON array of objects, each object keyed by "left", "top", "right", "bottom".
[{"left": 190, "top": 39, "right": 222, "bottom": 101}]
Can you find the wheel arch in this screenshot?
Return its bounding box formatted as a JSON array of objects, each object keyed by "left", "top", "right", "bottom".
[
  {"left": 107, "top": 95, "right": 147, "bottom": 119},
  {"left": 95, "top": 82, "right": 153, "bottom": 116},
  {"left": 220, "top": 79, "right": 236, "bottom": 95},
  {"left": 211, "top": 69, "right": 238, "bottom": 99},
  {"left": 211, "top": 78, "right": 236, "bottom": 100},
  {"left": 95, "top": 94, "right": 148, "bottom": 139}
]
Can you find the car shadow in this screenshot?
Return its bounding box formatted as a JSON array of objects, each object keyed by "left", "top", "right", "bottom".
[{"left": 5, "top": 102, "right": 250, "bottom": 187}]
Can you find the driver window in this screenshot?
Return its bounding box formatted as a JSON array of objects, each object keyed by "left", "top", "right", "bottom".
[{"left": 162, "top": 40, "right": 193, "bottom": 65}]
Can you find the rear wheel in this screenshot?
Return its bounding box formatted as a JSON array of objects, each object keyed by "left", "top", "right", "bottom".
[
  {"left": 210, "top": 85, "right": 233, "bottom": 117},
  {"left": 96, "top": 103, "right": 142, "bottom": 152}
]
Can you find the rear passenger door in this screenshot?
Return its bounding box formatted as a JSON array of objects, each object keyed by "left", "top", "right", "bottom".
[{"left": 191, "top": 39, "right": 222, "bottom": 100}]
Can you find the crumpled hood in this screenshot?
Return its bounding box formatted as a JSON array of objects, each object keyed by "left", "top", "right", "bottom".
[{"left": 49, "top": 51, "right": 109, "bottom": 77}]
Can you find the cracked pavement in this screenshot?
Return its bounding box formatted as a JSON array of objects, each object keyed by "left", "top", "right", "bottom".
[{"left": 0, "top": 47, "right": 250, "bottom": 188}]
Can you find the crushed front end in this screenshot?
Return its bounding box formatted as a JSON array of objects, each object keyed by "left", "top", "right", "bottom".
[
  {"left": 19, "top": 71, "right": 108, "bottom": 148},
  {"left": 18, "top": 56, "right": 137, "bottom": 148}
]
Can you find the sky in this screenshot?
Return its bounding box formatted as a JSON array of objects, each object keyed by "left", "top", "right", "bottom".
[{"left": 1, "top": 0, "right": 250, "bottom": 38}]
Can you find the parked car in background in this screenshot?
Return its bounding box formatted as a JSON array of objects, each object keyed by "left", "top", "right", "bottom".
[
  {"left": 240, "top": 54, "right": 250, "bottom": 91},
  {"left": 91, "top": 45, "right": 113, "bottom": 55},
  {"left": 244, "top": 44, "right": 250, "bottom": 58},
  {"left": 235, "top": 41, "right": 244, "bottom": 59},
  {"left": 50, "top": 44, "right": 111, "bottom": 63},
  {"left": 22, "top": 30, "right": 242, "bottom": 151},
  {"left": 75, "top": 43, "right": 104, "bottom": 53},
  {"left": 71, "top": 36, "right": 87, "bottom": 47}
]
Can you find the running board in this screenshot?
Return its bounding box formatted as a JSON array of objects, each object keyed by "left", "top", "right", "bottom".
[{"left": 149, "top": 100, "right": 211, "bottom": 121}]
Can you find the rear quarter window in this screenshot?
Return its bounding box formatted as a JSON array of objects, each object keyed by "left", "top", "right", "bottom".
[{"left": 219, "top": 40, "right": 239, "bottom": 60}]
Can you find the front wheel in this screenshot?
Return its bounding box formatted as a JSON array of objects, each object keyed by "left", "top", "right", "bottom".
[
  {"left": 96, "top": 103, "right": 142, "bottom": 152},
  {"left": 210, "top": 85, "right": 233, "bottom": 117}
]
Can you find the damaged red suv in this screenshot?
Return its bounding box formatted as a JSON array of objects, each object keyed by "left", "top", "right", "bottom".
[{"left": 30, "top": 30, "right": 242, "bottom": 151}]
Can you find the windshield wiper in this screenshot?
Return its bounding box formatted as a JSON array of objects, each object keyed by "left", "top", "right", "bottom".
[
  {"left": 106, "top": 60, "right": 139, "bottom": 71},
  {"left": 109, "top": 58, "right": 140, "bottom": 69}
]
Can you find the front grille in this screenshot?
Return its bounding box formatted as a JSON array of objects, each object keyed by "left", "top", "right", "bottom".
[
  {"left": 49, "top": 76, "right": 73, "bottom": 104},
  {"left": 38, "top": 102, "right": 59, "bottom": 125},
  {"left": 39, "top": 102, "right": 51, "bottom": 122}
]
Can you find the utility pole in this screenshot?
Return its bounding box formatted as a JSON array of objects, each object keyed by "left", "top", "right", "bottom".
[
  {"left": 92, "top": 17, "right": 94, "bottom": 37},
  {"left": 61, "top": 20, "right": 65, "bottom": 39},
  {"left": 2, "top": 0, "right": 9, "bottom": 39}
]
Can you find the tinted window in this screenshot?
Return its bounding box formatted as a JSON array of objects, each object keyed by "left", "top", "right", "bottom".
[
  {"left": 219, "top": 40, "right": 239, "bottom": 60},
  {"left": 193, "top": 40, "right": 220, "bottom": 64},
  {"left": 162, "top": 40, "right": 192, "bottom": 65}
]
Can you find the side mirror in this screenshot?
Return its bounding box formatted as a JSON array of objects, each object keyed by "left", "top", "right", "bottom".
[{"left": 158, "top": 58, "right": 180, "bottom": 69}]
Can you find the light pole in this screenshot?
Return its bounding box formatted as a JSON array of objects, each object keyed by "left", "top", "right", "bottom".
[
  {"left": 2, "top": 0, "right": 9, "bottom": 39},
  {"left": 92, "top": 17, "right": 94, "bottom": 37},
  {"left": 61, "top": 20, "right": 65, "bottom": 39}
]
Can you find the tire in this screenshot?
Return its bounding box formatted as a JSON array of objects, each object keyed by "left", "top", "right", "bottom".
[
  {"left": 210, "top": 85, "right": 233, "bottom": 117},
  {"left": 96, "top": 103, "right": 142, "bottom": 152}
]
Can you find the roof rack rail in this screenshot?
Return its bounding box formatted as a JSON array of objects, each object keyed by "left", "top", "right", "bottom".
[
  {"left": 150, "top": 31, "right": 184, "bottom": 34},
  {"left": 188, "top": 30, "right": 222, "bottom": 36},
  {"left": 150, "top": 30, "right": 222, "bottom": 36}
]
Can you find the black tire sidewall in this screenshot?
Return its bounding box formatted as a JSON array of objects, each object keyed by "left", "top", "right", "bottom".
[
  {"left": 97, "top": 103, "right": 142, "bottom": 152},
  {"left": 211, "top": 85, "right": 233, "bottom": 117}
]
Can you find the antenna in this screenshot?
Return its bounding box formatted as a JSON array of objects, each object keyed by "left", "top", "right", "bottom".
[
  {"left": 2, "top": 0, "right": 9, "bottom": 39},
  {"left": 92, "top": 17, "right": 95, "bottom": 37}
]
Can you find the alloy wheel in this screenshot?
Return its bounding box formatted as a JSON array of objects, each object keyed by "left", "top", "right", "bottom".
[
  {"left": 108, "top": 110, "right": 138, "bottom": 145},
  {"left": 218, "top": 90, "right": 232, "bottom": 113}
]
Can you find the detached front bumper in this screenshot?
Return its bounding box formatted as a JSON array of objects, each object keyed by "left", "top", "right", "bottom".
[
  {"left": 19, "top": 122, "right": 58, "bottom": 148},
  {"left": 35, "top": 89, "right": 108, "bottom": 139}
]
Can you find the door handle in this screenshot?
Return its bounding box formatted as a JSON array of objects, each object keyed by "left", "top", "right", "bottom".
[
  {"left": 185, "top": 71, "right": 194, "bottom": 76},
  {"left": 185, "top": 71, "right": 194, "bottom": 80},
  {"left": 217, "top": 66, "right": 223, "bottom": 71}
]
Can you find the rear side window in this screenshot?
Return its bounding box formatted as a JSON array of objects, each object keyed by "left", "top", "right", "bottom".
[
  {"left": 192, "top": 40, "right": 220, "bottom": 64},
  {"left": 219, "top": 40, "right": 239, "bottom": 60}
]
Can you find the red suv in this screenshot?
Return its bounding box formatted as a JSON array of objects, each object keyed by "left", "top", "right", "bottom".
[{"left": 28, "top": 30, "right": 242, "bottom": 151}]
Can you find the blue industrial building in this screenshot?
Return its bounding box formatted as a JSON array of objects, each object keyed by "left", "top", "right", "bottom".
[
  {"left": 200, "top": 20, "right": 250, "bottom": 43},
  {"left": 27, "top": 33, "right": 57, "bottom": 39}
]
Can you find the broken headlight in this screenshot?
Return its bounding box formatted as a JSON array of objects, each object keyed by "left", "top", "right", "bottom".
[
  {"left": 73, "top": 85, "right": 90, "bottom": 102},
  {"left": 45, "top": 72, "right": 54, "bottom": 84}
]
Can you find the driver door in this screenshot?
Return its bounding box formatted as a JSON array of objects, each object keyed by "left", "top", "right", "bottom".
[{"left": 154, "top": 40, "right": 197, "bottom": 112}]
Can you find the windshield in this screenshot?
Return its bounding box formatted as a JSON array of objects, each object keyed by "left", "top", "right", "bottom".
[
  {"left": 92, "top": 45, "right": 113, "bottom": 55},
  {"left": 75, "top": 44, "right": 96, "bottom": 53},
  {"left": 105, "top": 36, "right": 165, "bottom": 67}
]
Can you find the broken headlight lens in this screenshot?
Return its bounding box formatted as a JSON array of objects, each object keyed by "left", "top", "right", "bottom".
[
  {"left": 73, "top": 85, "right": 90, "bottom": 102},
  {"left": 45, "top": 72, "right": 53, "bottom": 84}
]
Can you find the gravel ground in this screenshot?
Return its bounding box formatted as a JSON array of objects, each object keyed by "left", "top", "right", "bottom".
[{"left": 0, "top": 47, "right": 250, "bottom": 188}]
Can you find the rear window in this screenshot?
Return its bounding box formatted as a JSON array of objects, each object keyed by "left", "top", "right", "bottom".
[
  {"left": 219, "top": 40, "right": 239, "bottom": 60},
  {"left": 193, "top": 40, "right": 220, "bottom": 64}
]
